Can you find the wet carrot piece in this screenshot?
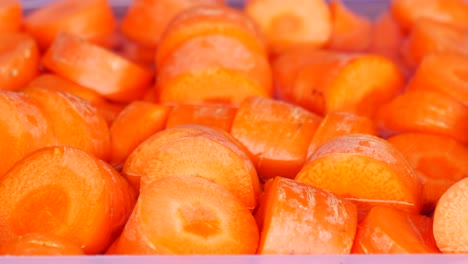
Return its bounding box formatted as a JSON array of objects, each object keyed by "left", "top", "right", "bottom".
[
  {"left": 0, "top": 0, "right": 21, "bottom": 33},
  {"left": 375, "top": 90, "right": 468, "bottom": 144},
  {"left": 109, "top": 101, "right": 170, "bottom": 168},
  {"left": 256, "top": 177, "right": 357, "bottom": 254},
  {"left": 327, "top": 0, "right": 372, "bottom": 52},
  {"left": 24, "top": 0, "right": 116, "bottom": 50},
  {"left": 42, "top": 33, "right": 154, "bottom": 103},
  {"left": 115, "top": 35, "right": 156, "bottom": 69},
  {"left": 369, "top": 11, "right": 405, "bottom": 58},
  {"left": 296, "top": 134, "right": 423, "bottom": 215},
  {"left": 433, "top": 177, "right": 468, "bottom": 253},
  {"left": 244, "top": 0, "right": 332, "bottom": 55},
  {"left": 231, "top": 97, "right": 322, "bottom": 181},
  {"left": 0, "top": 146, "right": 137, "bottom": 254},
  {"left": 0, "top": 233, "right": 84, "bottom": 256},
  {"left": 351, "top": 206, "right": 439, "bottom": 254},
  {"left": 165, "top": 102, "right": 238, "bottom": 132},
  {"left": 0, "top": 33, "right": 40, "bottom": 91}
]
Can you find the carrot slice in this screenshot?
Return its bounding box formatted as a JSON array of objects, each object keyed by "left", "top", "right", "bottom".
[
  {"left": 42, "top": 33, "right": 154, "bottom": 103},
  {"left": 351, "top": 206, "right": 439, "bottom": 254},
  {"left": 0, "top": 33, "right": 40, "bottom": 91},
  {"left": 433, "top": 177, "right": 468, "bottom": 253},
  {"left": 306, "top": 112, "right": 377, "bottom": 159},
  {"left": 327, "top": 0, "right": 373, "bottom": 52},
  {"left": 230, "top": 97, "right": 322, "bottom": 181},
  {"left": 0, "top": 0, "right": 21, "bottom": 33},
  {"left": 0, "top": 146, "right": 137, "bottom": 254},
  {"left": 0, "top": 233, "right": 84, "bottom": 256},
  {"left": 256, "top": 177, "right": 357, "bottom": 254},
  {"left": 165, "top": 102, "right": 238, "bottom": 132},
  {"left": 244, "top": 0, "right": 332, "bottom": 54},
  {"left": 375, "top": 90, "right": 468, "bottom": 144},
  {"left": 109, "top": 101, "right": 170, "bottom": 168},
  {"left": 296, "top": 134, "right": 423, "bottom": 214},
  {"left": 24, "top": 0, "right": 116, "bottom": 50},
  {"left": 369, "top": 11, "right": 405, "bottom": 58},
  {"left": 120, "top": 0, "right": 225, "bottom": 47},
  {"left": 115, "top": 35, "right": 156, "bottom": 69},
  {"left": 387, "top": 132, "right": 468, "bottom": 214}
]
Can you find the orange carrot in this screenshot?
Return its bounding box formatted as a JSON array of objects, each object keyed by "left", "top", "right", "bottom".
[
  {"left": 0, "top": 146, "right": 137, "bottom": 254},
  {"left": 230, "top": 97, "right": 322, "bottom": 180},
  {"left": 110, "top": 176, "right": 259, "bottom": 254},
  {"left": 115, "top": 35, "right": 157, "bottom": 69},
  {"left": 0, "top": 233, "right": 84, "bottom": 256},
  {"left": 369, "top": 11, "right": 405, "bottom": 58},
  {"left": 0, "top": 0, "right": 21, "bottom": 33}
]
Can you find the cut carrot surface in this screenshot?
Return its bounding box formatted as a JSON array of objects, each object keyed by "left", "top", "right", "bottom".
[
  {"left": 42, "top": 33, "right": 154, "bottom": 103},
  {"left": 0, "top": 0, "right": 21, "bottom": 33},
  {"left": 230, "top": 96, "right": 322, "bottom": 180},
  {"left": 256, "top": 177, "right": 357, "bottom": 254},
  {"left": 0, "top": 233, "right": 84, "bottom": 256},
  {"left": 110, "top": 176, "right": 259, "bottom": 255},
  {"left": 0, "top": 146, "right": 137, "bottom": 254}
]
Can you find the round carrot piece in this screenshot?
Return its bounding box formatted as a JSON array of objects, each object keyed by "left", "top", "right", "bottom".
[
  {"left": 231, "top": 96, "right": 322, "bottom": 181},
  {"left": 296, "top": 134, "right": 423, "bottom": 214},
  {"left": 433, "top": 177, "right": 468, "bottom": 253},
  {"left": 109, "top": 101, "right": 171, "bottom": 168},
  {"left": 111, "top": 176, "right": 259, "bottom": 254},
  {"left": 375, "top": 90, "right": 468, "bottom": 144},
  {"left": 41, "top": 33, "right": 154, "bottom": 103},
  {"left": 24, "top": 0, "right": 116, "bottom": 50},
  {"left": 0, "top": 233, "right": 84, "bottom": 256},
  {"left": 0, "top": 0, "right": 21, "bottom": 33},
  {"left": 351, "top": 206, "right": 439, "bottom": 254},
  {"left": 256, "top": 177, "right": 357, "bottom": 254},
  {"left": 123, "top": 125, "right": 260, "bottom": 209},
  {"left": 120, "top": 0, "right": 225, "bottom": 47},
  {"left": 0, "top": 146, "right": 137, "bottom": 254},
  {"left": 244, "top": 0, "right": 332, "bottom": 54},
  {"left": 0, "top": 33, "right": 40, "bottom": 91}
]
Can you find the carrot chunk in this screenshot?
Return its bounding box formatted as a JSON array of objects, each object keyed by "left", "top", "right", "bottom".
[
  {"left": 0, "top": 233, "right": 84, "bottom": 256},
  {"left": 0, "top": 0, "right": 22, "bottom": 33}
]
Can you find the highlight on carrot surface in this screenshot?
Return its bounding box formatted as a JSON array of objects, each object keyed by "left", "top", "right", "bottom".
[
  {"left": 230, "top": 96, "right": 322, "bottom": 181},
  {"left": 326, "top": 0, "right": 373, "bottom": 52},
  {"left": 351, "top": 206, "right": 439, "bottom": 254},
  {"left": 0, "top": 146, "right": 137, "bottom": 254},
  {"left": 0, "top": 32, "right": 40, "bottom": 91},
  {"left": 375, "top": 90, "right": 468, "bottom": 145},
  {"left": 387, "top": 132, "right": 468, "bottom": 214},
  {"left": 24, "top": 0, "right": 116, "bottom": 50},
  {"left": 110, "top": 176, "right": 259, "bottom": 255},
  {"left": 433, "top": 177, "right": 468, "bottom": 253},
  {"left": 42, "top": 33, "right": 154, "bottom": 103},
  {"left": 123, "top": 125, "right": 260, "bottom": 209},
  {"left": 0, "top": 233, "right": 84, "bottom": 256},
  {"left": 256, "top": 177, "right": 357, "bottom": 254},
  {"left": 244, "top": 0, "right": 332, "bottom": 55},
  {"left": 0, "top": 0, "right": 22, "bottom": 33},
  {"left": 296, "top": 134, "right": 423, "bottom": 215}
]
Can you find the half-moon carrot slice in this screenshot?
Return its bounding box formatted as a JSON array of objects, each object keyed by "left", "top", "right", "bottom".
[
  {"left": 0, "top": 0, "right": 21, "bottom": 33},
  {"left": 0, "top": 233, "right": 84, "bottom": 256}
]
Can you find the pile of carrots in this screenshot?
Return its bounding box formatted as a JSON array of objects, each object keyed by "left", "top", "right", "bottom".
[{"left": 0, "top": 0, "right": 467, "bottom": 256}]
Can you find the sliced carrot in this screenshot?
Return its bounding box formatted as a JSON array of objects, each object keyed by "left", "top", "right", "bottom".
[
  {"left": 375, "top": 90, "right": 468, "bottom": 144},
  {"left": 165, "top": 102, "right": 238, "bottom": 132},
  {"left": 0, "top": 146, "right": 137, "bottom": 254},
  {"left": 0, "top": 0, "right": 21, "bottom": 33},
  {"left": 296, "top": 134, "right": 423, "bottom": 215},
  {"left": 256, "top": 177, "right": 357, "bottom": 254},
  {"left": 387, "top": 133, "right": 468, "bottom": 214},
  {"left": 42, "top": 33, "right": 154, "bottom": 103},
  {"left": 244, "top": 0, "right": 332, "bottom": 54},
  {"left": 24, "top": 0, "right": 116, "bottom": 50},
  {"left": 115, "top": 36, "right": 156, "bottom": 69},
  {"left": 327, "top": 0, "right": 373, "bottom": 52},
  {"left": 123, "top": 125, "right": 260, "bottom": 209},
  {"left": 0, "top": 33, "right": 40, "bottom": 91},
  {"left": 0, "top": 233, "right": 84, "bottom": 256},
  {"left": 230, "top": 97, "right": 322, "bottom": 181},
  {"left": 306, "top": 112, "right": 377, "bottom": 159},
  {"left": 351, "top": 206, "right": 439, "bottom": 254},
  {"left": 109, "top": 101, "right": 170, "bottom": 168},
  {"left": 433, "top": 177, "right": 468, "bottom": 253},
  {"left": 369, "top": 11, "right": 405, "bottom": 58}
]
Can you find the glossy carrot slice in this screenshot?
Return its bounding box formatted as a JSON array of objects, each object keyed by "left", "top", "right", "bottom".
[
  {"left": 256, "top": 177, "right": 357, "bottom": 254},
  {"left": 42, "top": 33, "right": 154, "bottom": 103},
  {"left": 0, "top": 146, "right": 137, "bottom": 254},
  {"left": 0, "top": 233, "right": 84, "bottom": 256},
  {"left": 0, "top": 33, "right": 40, "bottom": 91},
  {"left": 230, "top": 97, "right": 322, "bottom": 180},
  {"left": 352, "top": 206, "right": 439, "bottom": 254},
  {"left": 24, "top": 0, "right": 116, "bottom": 50},
  {"left": 0, "top": 0, "right": 21, "bottom": 33},
  {"left": 296, "top": 134, "right": 423, "bottom": 214}
]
